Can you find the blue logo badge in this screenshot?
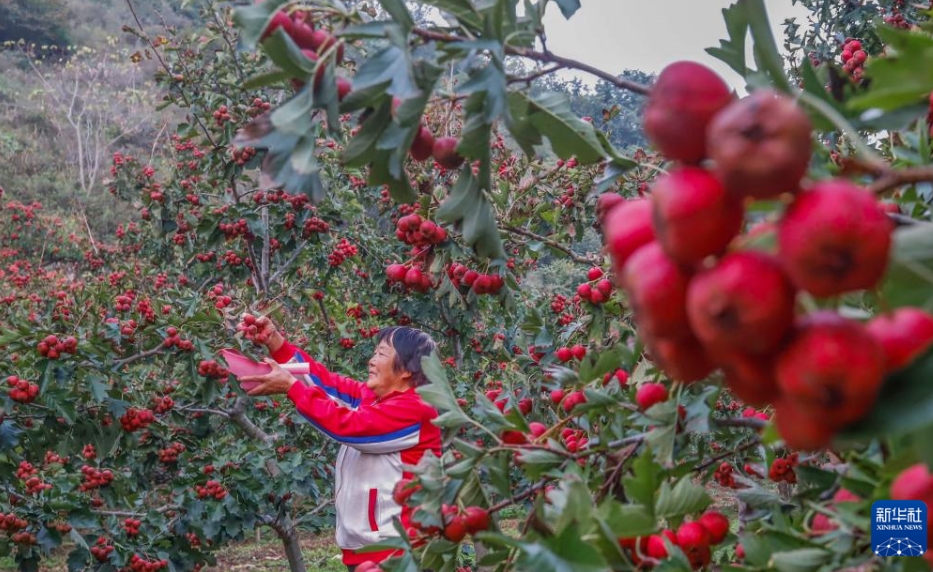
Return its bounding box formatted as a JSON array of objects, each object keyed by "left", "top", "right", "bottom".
[{"left": 871, "top": 500, "right": 928, "bottom": 557}]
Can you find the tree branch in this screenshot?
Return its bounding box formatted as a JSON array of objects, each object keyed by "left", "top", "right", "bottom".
[
  {"left": 113, "top": 346, "right": 164, "bottom": 367},
  {"left": 501, "top": 224, "right": 600, "bottom": 265},
  {"left": 870, "top": 165, "right": 933, "bottom": 195},
  {"left": 412, "top": 28, "right": 651, "bottom": 95},
  {"left": 694, "top": 438, "right": 761, "bottom": 473}
]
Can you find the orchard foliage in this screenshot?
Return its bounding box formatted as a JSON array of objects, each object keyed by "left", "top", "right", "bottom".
[{"left": 4, "top": 0, "right": 933, "bottom": 571}]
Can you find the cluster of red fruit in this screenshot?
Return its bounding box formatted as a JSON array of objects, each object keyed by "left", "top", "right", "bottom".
[
  {"left": 82, "top": 444, "right": 97, "bottom": 460},
  {"left": 6, "top": 375, "right": 38, "bottom": 403},
  {"left": 123, "top": 518, "right": 142, "bottom": 537},
  {"left": 385, "top": 261, "right": 434, "bottom": 293},
  {"left": 43, "top": 450, "right": 67, "bottom": 466},
  {"left": 768, "top": 454, "right": 799, "bottom": 484},
  {"left": 212, "top": 105, "right": 232, "bottom": 126},
  {"left": 576, "top": 266, "right": 613, "bottom": 304},
  {"left": 327, "top": 237, "right": 358, "bottom": 267},
  {"left": 10, "top": 531, "right": 36, "bottom": 545},
  {"left": 840, "top": 38, "right": 867, "bottom": 82},
  {"left": 406, "top": 120, "right": 465, "bottom": 171},
  {"left": 446, "top": 263, "right": 505, "bottom": 295},
  {"left": 437, "top": 504, "right": 491, "bottom": 543},
  {"left": 90, "top": 537, "right": 115, "bottom": 562},
  {"left": 395, "top": 213, "right": 448, "bottom": 247},
  {"left": 158, "top": 442, "right": 186, "bottom": 464},
  {"left": 79, "top": 465, "right": 115, "bottom": 492},
  {"left": 603, "top": 60, "right": 933, "bottom": 451},
  {"left": 301, "top": 215, "right": 330, "bottom": 237},
  {"left": 124, "top": 553, "right": 168, "bottom": 572},
  {"left": 219, "top": 218, "right": 250, "bottom": 240},
  {"left": 231, "top": 145, "right": 257, "bottom": 166},
  {"left": 0, "top": 513, "right": 28, "bottom": 533},
  {"left": 554, "top": 344, "right": 587, "bottom": 363},
  {"left": 338, "top": 337, "right": 355, "bottom": 349},
  {"left": 635, "top": 382, "right": 668, "bottom": 411},
  {"left": 151, "top": 395, "right": 174, "bottom": 414},
  {"left": 161, "top": 327, "right": 194, "bottom": 351},
  {"left": 197, "top": 359, "right": 230, "bottom": 379},
  {"left": 20, "top": 474, "right": 52, "bottom": 495},
  {"left": 260, "top": 8, "right": 351, "bottom": 100},
  {"left": 619, "top": 510, "right": 729, "bottom": 569},
  {"left": 195, "top": 479, "right": 227, "bottom": 500},
  {"left": 36, "top": 334, "right": 77, "bottom": 359},
  {"left": 237, "top": 313, "right": 272, "bottom": 345},
  {"left": 713, "top": 462, "right": 737, "bottom": 489},
  {"left": 119, "top": 408, "right": 156, "bottom": 432}
]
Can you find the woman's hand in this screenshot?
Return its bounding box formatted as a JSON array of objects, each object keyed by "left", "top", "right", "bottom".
[
  {"left": 239, "top": 359, "right": 297, "bottom": 396},
  {"left": 237, "top": 313, "right": 285, "bottom": 353}
]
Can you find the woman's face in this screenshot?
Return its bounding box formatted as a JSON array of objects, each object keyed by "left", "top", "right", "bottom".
[{"left": 366, "top": 340, "right": 411, "bottom": 397}]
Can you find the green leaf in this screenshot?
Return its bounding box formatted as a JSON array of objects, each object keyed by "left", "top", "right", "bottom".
[
  {"left": 878, "top": 223, "right": 933, "bottom": 309},
  {"left": 740, "top": 530, "right": 817, "bottom": 568},
  {"left": 598, "top": 501, "right": 657, "bottom": 538},
  {"left": 505, "top": 91, "right": 544, "bottom": 156},
  {"left": 515, "top": 448, "right": 567, "bottom": 479},
  {"left": 421, "top": 0, "right": 483, "bottom": 31},
  {"left": 521, "top": 92, "right": 605, "bottom": 164},
  {"left": 353, "top": 46, "right": 418, "bottom": 100},
  {"left": 552, "top": 0, "right": 581, "bottom": 19},
  {"left": 622, "top": 448, "right": 661, "bottom": 509},
  {"left": 377, "top": 0, "right": 414, "bottom": 32},
  {"left": 705, "top": 1, "right": 749, "bottom": 78},
  {"left": 436, "top": 171, "right": 507, "bottom": 260},
  {"left": 744, "top": 0, "right": 791, "bottom": 92},
  {"left": 514, "top": 524, "right": 608, "bottom": 572},
  {"left": 242, "top": 69, "right": 293, "bottom": 90},
  {"left": 271, "top": 88, "right": 314, "bottom": 134},
  {"left": 339, "top": 22, "right": 395, "bottom": 39},
  {"left": 417, "top": 354, "right": 472, "bottom": 430},
  {"left": 770, "top": 548, "right": 832, "bottom": 572},
  {"left": 655, "top": 477, "right": 712, "bottom": 519},
  {"left": 261, "top": 28, "right": 316, "bottom": 78},
  {"left": 848, "top": 27, "right": 933, "bottom": 111}
]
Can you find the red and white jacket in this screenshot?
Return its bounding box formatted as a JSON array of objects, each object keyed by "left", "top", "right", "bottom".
[{"left": 272, "top": 341, "right": 441, "bottom": 566}]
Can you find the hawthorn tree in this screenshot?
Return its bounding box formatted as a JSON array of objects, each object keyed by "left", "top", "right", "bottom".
[{"left": 4, "top": 0, "right": 933, "bottom": 571}]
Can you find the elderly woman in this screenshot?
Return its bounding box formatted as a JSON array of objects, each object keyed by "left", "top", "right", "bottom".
[{"left": 238, "top": 316, "right": 441, "bottom": 571}]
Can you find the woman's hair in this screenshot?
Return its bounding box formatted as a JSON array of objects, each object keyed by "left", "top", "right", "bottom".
[{"left": 375, "top": 326, "right": 437, "bottom": 387}]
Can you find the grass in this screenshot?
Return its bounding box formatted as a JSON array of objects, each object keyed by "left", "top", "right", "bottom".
[
  {"left": 1, "top": 520, "right": 525, "bottom": 572},
  {"left": 0, "top": 530, "right": 347, "bottom": 572}
]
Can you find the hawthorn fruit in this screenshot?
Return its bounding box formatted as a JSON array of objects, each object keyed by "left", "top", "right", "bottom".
[{"left": 643, "top": 61, "right": 733, "bottom": 163}]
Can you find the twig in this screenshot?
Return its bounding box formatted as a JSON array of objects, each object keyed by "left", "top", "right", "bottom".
[
  {"left": 507, "top": 65, "right": 563, "bottom": 84},
  {"left": 113, "top": 346, "right": 164, "bottom": 367},
  {"left": 488, "top": 478, "right": 553, "bottom": 513},
  {"left": 694, "top": 438, "right": 761, "bottom": 472},
  {"left": 869, "top": 165, "right": 933, "bottom": 195},
  {"left": 500, "top": 224, "right": 599, "bottom": 265},
  {"left": 412, "top": 28, "right": 651, "bottom": 96}
]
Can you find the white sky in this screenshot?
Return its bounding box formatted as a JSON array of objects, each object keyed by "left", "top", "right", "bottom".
[{"left": 540, "top": 0, "right": 811, "bottom": 90}]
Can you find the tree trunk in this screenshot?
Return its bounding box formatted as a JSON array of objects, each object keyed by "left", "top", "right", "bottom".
[{"left": 264, "top": 515, "right": 307, "bottom": 572}]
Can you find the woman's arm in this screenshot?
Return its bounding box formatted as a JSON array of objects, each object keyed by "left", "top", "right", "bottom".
[
  {"left": 287, "top": 382, "right": 427, "bottom": 454},
  {"left": 271, "top": 341, "right": 370, "bottom": 408}
]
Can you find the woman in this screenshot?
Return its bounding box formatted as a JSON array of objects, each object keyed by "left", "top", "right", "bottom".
[{"left": 237, "top": 315, "right": 442, "bottom": 571}]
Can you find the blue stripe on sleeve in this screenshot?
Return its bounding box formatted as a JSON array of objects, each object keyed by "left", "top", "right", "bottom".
[
  {"left": 297, "top": 412, "right": 421, "bottom": 444},
  {"left": 292, "top": 351, "right": 362, "bottom": 408}
]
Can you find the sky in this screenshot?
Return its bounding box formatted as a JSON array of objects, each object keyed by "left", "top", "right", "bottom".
[{"left": 539, "top": 0, "right": 811, "bottom": 90}]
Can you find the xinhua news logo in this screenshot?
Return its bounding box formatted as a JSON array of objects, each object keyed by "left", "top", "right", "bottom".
[{"left": 871, "top": 500, "right": 928, "bottom": 557}]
